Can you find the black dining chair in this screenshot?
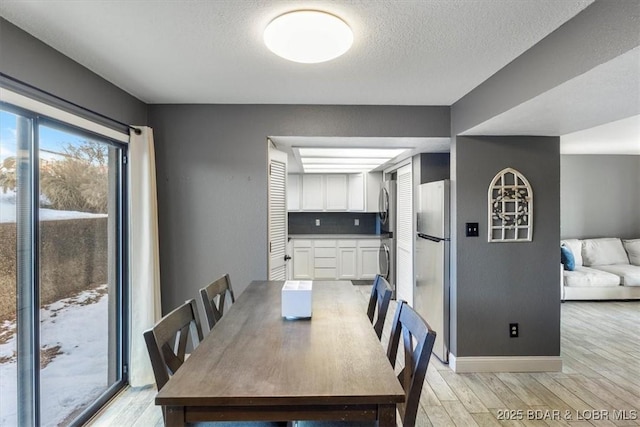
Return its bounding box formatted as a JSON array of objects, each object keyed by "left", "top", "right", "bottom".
[
  {"left": 296, "top": 300, "right": 436, "bottom": 427},
  {"left": 143, "top": 299, "right": 204, "bottom": 392},
  {"left": 367, "top": 274, "right": 393, "bottom": 340},
  {"left": 199, "top": 273, "right": 236, "bottom": 332},
  {"left": 385, "top": 300, "right": 437, "bottom": 426}
]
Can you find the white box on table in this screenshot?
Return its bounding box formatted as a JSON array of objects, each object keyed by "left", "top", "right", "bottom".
[{"left": 281, "top": 280, "right": 312, "bottom": 319}]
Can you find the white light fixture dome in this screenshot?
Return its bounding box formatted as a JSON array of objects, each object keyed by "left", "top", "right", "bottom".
[{"left": 264, "top": 10, "right": 353, "bottom": 64}]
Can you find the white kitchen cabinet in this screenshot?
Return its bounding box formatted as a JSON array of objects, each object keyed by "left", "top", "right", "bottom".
[
  {"left": 287, "top": 174, "right": 301, "bottom": 211},
  {"left": 313, "top": 239, "right": 337, "bottom": 279},
  {"left": 337, "top": 240, "right": 358, "bottom": 279},
  {"left": 324, "top": 174, "right": 348, "bottom": 210},
  {"left": 301, "top": 175, "right": 324, "bottom": 211},
  {"left": 292, "top": 240, "right": 313, "bottom": 280},
  {"left": 346, "top": 171, "right": 382, "bottom": 212},
  {"left": 289, "top": 173, "right": 377, "bottom": 212},
  {"left": 358, "top": 239, "right": 381, "bottom": 279},
  {"left": 348, "top": 173, "right": 365, "bottom": 211},
  {"left": 365, "top": 172, "right": 383, "bottom": 212},
  {"left": 290, "top": 238, "right": 381, "bottom": 280}
]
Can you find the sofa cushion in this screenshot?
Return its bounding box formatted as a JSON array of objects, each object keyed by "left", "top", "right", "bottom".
[
  {"left": 563, "top": 267, "right": 621, "bottom": 287},
  {"left": 592, "top": 264, "right": 640, "bottom": 286},
  {"left": 561, "top": 239, "right": 583, "bottom": 267},
  {"left": 582, "top": 238, "right": 629, "bottom": 266},
  {"left": 560, "top": 246, "right": 575, "bottom": 271},
  {"left": 623, "top": 239, "right": 640, "bottom": 266}
]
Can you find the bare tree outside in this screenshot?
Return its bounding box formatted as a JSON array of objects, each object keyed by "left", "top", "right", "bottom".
[
  {"left": 40, "top": 141, "right": 109, "bottom": 214},
  {"left": 0, "top": 141, "right": 108, "bottom": 212}
]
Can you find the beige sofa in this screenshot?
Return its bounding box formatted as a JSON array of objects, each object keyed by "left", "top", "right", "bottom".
[{"left": 561, "top": 237, "right": 640, "bottom": 300}]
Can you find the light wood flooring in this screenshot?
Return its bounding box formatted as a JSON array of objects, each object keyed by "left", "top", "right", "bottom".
[{"left": 86, "top": 287, "right": 640, "bottom": 427}]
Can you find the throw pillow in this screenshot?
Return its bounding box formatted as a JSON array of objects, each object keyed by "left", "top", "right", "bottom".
[
  {"left": 582, "top": 238, "right": 629, "bottom": 266},
  {"left": 561, "top": 246, "right": 575, "bottom": 271},
  {"left": 560, "top": 239, "right": 583, "bottom": 267},
  {"left": 623, "top": 239, "right": 640, "bottom": 266}
]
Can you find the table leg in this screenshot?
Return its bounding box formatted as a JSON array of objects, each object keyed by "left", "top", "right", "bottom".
[
  {"left": 164, "top": 406, "right": 185, "bottom": 427},
  {"left": 378, "top": 403, "right": 396, "bottom": 427}
]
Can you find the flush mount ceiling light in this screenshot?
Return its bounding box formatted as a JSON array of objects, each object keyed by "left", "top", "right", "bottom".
[{"left": 264, "top": 10, "right": 353, "bottom": 64}]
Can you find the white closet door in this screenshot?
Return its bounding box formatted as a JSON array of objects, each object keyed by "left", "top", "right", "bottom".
[
  {"left": 396, "top": 163, "right": 414, "bottom": 306},
  {"left": 268, "top": 145, "right": 288, "bottom": 280}
]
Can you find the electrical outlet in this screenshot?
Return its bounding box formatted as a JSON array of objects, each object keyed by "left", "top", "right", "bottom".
[
  {"left": 315, "top": 219, "right": 320, "bottom": 226},
  {"left": 466, "top": 222, "right": 479, "bottom": 237},
  {"left": 509, "top": 323, "right": 519, "bottom": 338},
  {"left": 354, "top": 218, "right": 359, "bottom": 226}
]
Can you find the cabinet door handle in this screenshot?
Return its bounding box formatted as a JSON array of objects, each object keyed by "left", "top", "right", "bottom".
[{"left": 284, "top": 255, "right": 292, "bottom": 261}]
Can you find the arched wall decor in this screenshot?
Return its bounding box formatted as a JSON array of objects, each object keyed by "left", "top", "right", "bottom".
[{"left": 488, "top": 168, "right": 533, "bottom": 242}]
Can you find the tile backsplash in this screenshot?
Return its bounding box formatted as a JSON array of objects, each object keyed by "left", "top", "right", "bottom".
[{"left": 288, "top": 212, "right": 379, "bottom": 235}]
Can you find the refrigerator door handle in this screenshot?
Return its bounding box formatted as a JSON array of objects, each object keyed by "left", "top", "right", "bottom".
[{"left": 417, "top": 233, "right": 444, "bottom": 242}]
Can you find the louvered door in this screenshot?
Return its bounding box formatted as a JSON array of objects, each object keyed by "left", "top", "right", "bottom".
[
  {"left": 268, "top": 145, "right": 288, "bottom": 280},
  {"left": 396, "top": 163, "right": 414, "bottom": 306}
]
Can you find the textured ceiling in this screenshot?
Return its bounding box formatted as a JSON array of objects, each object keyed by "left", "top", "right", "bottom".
[{"left": 0, "top": 0, "right": 594, "bottom": 105}]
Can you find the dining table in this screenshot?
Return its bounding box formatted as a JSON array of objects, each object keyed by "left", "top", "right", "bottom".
[{"left": 155, "top": 280, "right": 405, "bottom": 426}]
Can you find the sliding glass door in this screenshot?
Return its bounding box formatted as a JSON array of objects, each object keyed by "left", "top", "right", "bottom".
[
  {"left": 0, "top": 104, "right": 127, "bottom": 426},
  {"left": 0, "top": 108, "right": 23, "bottom": 426}
]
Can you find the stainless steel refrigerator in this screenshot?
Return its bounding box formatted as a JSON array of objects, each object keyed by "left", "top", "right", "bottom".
[{"left": 415, "top": 179, "right": 450, "bottom": 363}]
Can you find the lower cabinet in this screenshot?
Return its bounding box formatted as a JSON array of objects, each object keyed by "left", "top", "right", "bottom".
[
  {"left": 292, "top": 240, "right": 313, "bottom": 280},
  {"left": 337, "top": 240, "right": 358, "bottom": 280},
  {"left": 292, "top": 238, "right": 381, "bottom": 280},
  {"left": 358, "top": 240, "right": 381, "bottom": 279},
  {"left": 314, "top": 240, "right": 337, "bottom": 279}
]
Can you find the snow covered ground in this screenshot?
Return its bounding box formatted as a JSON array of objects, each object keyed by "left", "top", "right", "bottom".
[
  {"left": 0, "top": 285, "right": 109, "bottom": 427},
  {"left": 0, "top": 191, "right": 107, "bottom": 223},
  {"left": 1, "top": 189, "right": 112, "bottom": 425}
]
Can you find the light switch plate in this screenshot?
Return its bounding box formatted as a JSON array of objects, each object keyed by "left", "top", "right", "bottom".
[
  {"left": 315, "top": 219, "right": 320, "bottom": 226},
  {"left": 354, "top": 219, "right": 359, "bottom": 226}
]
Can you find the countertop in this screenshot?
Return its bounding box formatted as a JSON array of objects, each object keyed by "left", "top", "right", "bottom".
[{"left": 289, "top": 233, "right": 390, "bottom": 240}]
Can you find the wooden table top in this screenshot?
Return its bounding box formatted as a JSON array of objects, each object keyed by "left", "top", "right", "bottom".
[{"left": 156, "top": 280, "right": 405, "bottom": 407}]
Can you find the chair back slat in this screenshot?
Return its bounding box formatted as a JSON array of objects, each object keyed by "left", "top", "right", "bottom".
[
  {"left": 386, "top": 300, "right": 437, "bottom": 427},
  {"left": 367, "top": 275, "right": 393, "bottom": 339},
  {"left": 200, "top": 273, "right": 236, "bottom": 331},
  {"left": 143, "top": 299, "right": 203, "bottom": 391}
]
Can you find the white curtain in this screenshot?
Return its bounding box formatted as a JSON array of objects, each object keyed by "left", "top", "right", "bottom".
[{"left": 128, "top": 126, "right": 162, "bottom": 387}]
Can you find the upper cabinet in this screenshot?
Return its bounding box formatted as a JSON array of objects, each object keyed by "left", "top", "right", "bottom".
[
  {"left": 365, "top": 171, "right": 382, "bottom": 212},
  {"left": 287, "top": 174, "right": 301, "bottom": 211},
  {"left": 348, "top": 174, "right": 364, "bottom": 211},
  {"left": 325, "top": 175, "right": 348, "bottom": 210},
  {"left": 301, "top": 174, "right": 325, "bottom": 210},
  {"left": 289, "top": 172, "right": 381, "bottom": 212}
]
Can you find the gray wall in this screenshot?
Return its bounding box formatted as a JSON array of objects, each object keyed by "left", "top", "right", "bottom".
[
  {"left": 561, "top": 155, "right": 640, "bottom": 239},
  {"left": 148, "top": 104, "right": 449, "bottom": 313},
  {"left": 450, "top": 136, "right": 561, "bottom": 357},
  {"left": 0, "top": 18, "right": 147, "bottom": 126},
  {"left": 420, "top": 153, "right": 450, "bottom": 184}
]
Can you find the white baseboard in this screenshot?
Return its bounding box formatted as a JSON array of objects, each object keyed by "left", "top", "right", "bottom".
[{"left": 449, "top": 354, "right": 562, "bottom": 373}]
